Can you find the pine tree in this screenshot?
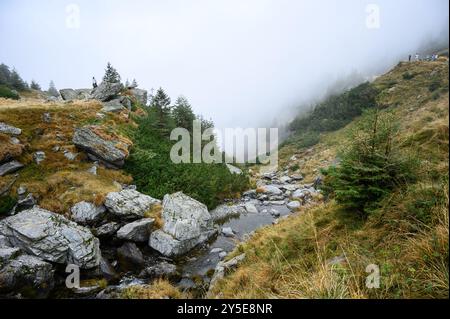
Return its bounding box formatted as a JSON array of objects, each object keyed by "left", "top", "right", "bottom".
[
  {"left": 172, "top": 96, "right": 196, "bottom": 131},
  {"left": 125, "top": 79, "right": 130, "bottom": 88},
  {"left": 47, "top": 81, "right": 59, "bottom": 97},
  {"left": 150, "top": 87, "right": 173, "bottom": 136},
  {"left": 9, "top": 68, "right": 28, "bottom": 91},
  {"left": 102, "top": 62, "right": 121, "bottom": 84},
  {"left": 131, "top": 79, "right": 138, "bottom": 88},
  {"left": 30, "top": 80, "right": 41, "bottom": 91},
  {"left": 0, "top": 64, "right": 11, "bottom": 87}
]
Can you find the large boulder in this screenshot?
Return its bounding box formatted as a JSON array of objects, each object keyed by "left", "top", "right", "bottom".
[
  {"left": 149, "top": 192, "right": 216, "bottom": 257},
  {"left": 75, "top": 89, "right": 92, "bottom": 100},
  {"left": 130, "top": 88, "right": 148, "bottom": 106},
  {"left": 101, "top": 96, "right": 131, "bottom": 113},
  {"left": 0, "top": 207, "right": 101, "bottom": 269},
  {"left": 72, "top": 126, "right": 130, "bottom": 168},
  {"left": 59, "top": 89, "right": 77, "bottom": 101},
  {"left": 105, "top": 189, "right": 160, "bottom": 220},
  {"left": 161, "top": 192, "right": 213, "bottom": 241},
  {"left": 70, "top": 201, "right": 106, "bottom": 226},
  {"left": 0, "top": 252, "right": 54, "bottom": 298},
  {"left": 60, "top": 89, "right": 92, "bottom": 101},
  {"left": 0, "top": 122, "right": 21, "bottom": 135},
  {"left": 91, "top": 82, "right": 122, "bottom": 102},
  {"left": 117, "top": 218, "right": 154, "bottom": 242}
]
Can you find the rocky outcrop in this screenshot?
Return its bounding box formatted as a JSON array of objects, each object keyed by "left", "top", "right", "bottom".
[
  {"left": 101, "top": 96, "right": 132, "bottom": 113},
  {"left": 149, "top": 192, "right": 216, "bottom": 257},
  {"left": 60, "top": 89, "right": 93, "bottom": 101},
  {"left": 117, "top": 218, "right": 154, "bottom": 242},
  {"left": 0, "top": 122, "right": 21, "bottom": 135},
  {"left": 0, "top": 207, "right": 101, "bottom": 269},
  {"left": 130, "top": 88, "right": 148, "bottom": 106},
  {"left": 72, "top": 126, "right": 130, "bottom": 168},
  {"left": 70, "top": 201, "right": 106, "bottom": 226},
  {"left": 93, "top": 222, "right": 120, "bottom": 238},
  {"left": 59, "top": 89, "right": 78, "bottom": 101},
  {"left": 91, "top": 82, "right": 122, "bottom": 102},
  {"left": 105, "top": 189, "right": 160, "bottom": 220}
]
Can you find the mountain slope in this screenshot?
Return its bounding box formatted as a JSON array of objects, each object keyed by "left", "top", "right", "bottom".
[{"left": 209, "top": 59, "right": 449, "bottom": 299}]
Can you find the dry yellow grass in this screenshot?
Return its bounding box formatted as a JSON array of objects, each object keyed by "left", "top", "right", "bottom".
[
  {"left": 121, "top": 279, "right": 185, "bottom": 299},
  {"left": 0, "top": 99, "right": 134, "bottom": 214}
]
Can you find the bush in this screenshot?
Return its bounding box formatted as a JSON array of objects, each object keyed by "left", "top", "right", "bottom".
[
  {"left": 428, "top": 80, "right": 441, "bottom": 92},
  {"left": 402, "top": 72, "right": 415, "bottom": 80},
  {"left": 0, "top": 195, "right": 16, "bottom": 215},
  {"left": 321, "top": 110, "right": 417, "bottom": 216},
  {"left": 0, "top": 85, "right": 19, "bottom": 100}
]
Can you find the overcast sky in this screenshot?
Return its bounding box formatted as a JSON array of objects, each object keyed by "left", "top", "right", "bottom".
[{"left": 1, "top": 0, "right": 448, "bottom": 131}]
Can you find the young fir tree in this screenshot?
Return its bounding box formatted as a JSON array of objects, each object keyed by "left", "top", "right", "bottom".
[
  {"left": 0, "top": 64, "right": 11, "bottom": 87},
  {"left": 149, "top": 87, "right": 173, "bottom": 136},
  {"left": 48, "top": 81, "right": 59, "bottom": 97},
  {"left": 103, "top": 62, "right": 121, "bottom": 84},
  {"left": 172, "top": 95, "right": 196, "bottom": 132},
  {"left": 30, "top": 80, "right": 41, "bottom": 91},
  {"left": 131, "top": 79, "right": 138, "bottom": 88},
  {"left": 322, "top": 109, "right": 416, "bottom": 216}
]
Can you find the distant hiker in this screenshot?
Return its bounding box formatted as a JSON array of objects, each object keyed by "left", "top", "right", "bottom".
[
  {"left": 408, "top": 54, "right": 412, "bottom": 62},
  {"left": 415, "top": 53, "right": 419, "bottom": 61},
  {"left": 92, "top": 77, "right": 98, "bottom": 89}
]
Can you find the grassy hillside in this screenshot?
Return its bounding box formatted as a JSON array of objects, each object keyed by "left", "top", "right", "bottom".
[
  {"left": 0, "top": 96, "right": 248, "bottom": 217},
  {"left": 209, "top": 59, "right": 449, "bottom": 299}
]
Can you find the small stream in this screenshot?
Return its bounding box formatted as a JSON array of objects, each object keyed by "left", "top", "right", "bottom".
[{"left": 176, "top": 202, "right": 292, "bottom": 293}]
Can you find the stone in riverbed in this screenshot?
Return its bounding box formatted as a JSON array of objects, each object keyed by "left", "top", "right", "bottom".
[
  {"left": 244, "top": 203, "right": 258, "bottom": 214},
  {"left": 210, "top": 204, "right": 246, "bottom": 222},
  {"left": 116, "top": 218, "right": 154, "bottom": 242},
  {"left": 221, "top": 227, "right": 234, "bottom": 237},
  {"left": 0, "top": 207, "right": 101, "bottom": 269},
  {"left": 261, "top": 185, "right": 283, "bottom": 195},
  {"left": 207, "top": 254, "right": 246, "bottom": 296},
  {"left": 105, "top": 189, "right": 160, "bottom": 220},
  {"left": 149, "top": 192, "right": 216, "bottom": 257},
  {"left": 287, "top": 201, "right": 301, "bottom": 211},
  {"left": 139, "top": 261, "right": 178, "bottom": 280}
]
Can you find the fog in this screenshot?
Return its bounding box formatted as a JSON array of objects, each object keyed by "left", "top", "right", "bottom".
[{"left": 1, "top": 0, "right": 448, "bottom": 135}]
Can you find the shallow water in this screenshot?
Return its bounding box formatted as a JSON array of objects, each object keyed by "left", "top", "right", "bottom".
[{"left": 178, "top": 203, "right": 292, "bottom": 281}]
